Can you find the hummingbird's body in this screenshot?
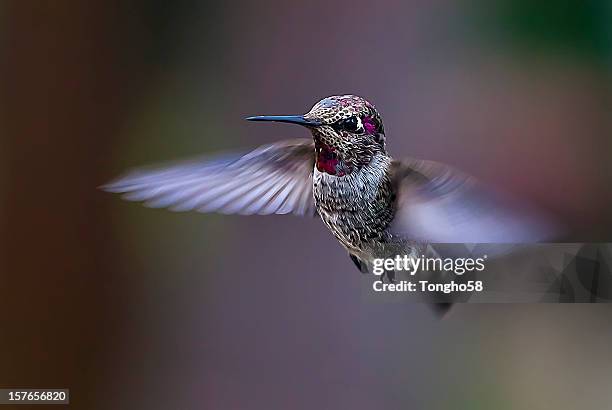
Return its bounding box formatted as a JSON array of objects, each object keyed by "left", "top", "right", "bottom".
[
  {"left": 314, "top": 154, "right": 393, "bottom": 251},
  {"left": 103, "top": 95, "right": 557, "bottom": 294},
  {"left": 313, "top": 154, "right": 415, "bottom": 269}
]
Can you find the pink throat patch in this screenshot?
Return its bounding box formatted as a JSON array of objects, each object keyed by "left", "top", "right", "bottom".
[{"left": 316, "top": 143, "right": 344, "bottom": 176}]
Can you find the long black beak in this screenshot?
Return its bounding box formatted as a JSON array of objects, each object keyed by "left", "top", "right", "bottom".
[{"left": 245, "top": 115, "right": 321, "bottom": 127}]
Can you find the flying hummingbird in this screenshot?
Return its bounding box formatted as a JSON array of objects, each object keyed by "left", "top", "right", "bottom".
[{"left": 103, "top": 95, "right": 557, "bottom": 288}]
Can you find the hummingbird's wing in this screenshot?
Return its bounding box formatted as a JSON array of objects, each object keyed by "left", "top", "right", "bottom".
[
  {"left": 388, "top": 158, "right": 561, "bottom": 243},
  {"left": 101, "top": 139, "right": 316, "bottom": 216}
]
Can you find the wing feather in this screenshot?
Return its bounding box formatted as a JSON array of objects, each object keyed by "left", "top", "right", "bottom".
[
  {"left": 389, "top": 158, "right": 561, "bottom": 243},
  {"left": 102, "top": 139, "right": 316, "bottom": 217}
]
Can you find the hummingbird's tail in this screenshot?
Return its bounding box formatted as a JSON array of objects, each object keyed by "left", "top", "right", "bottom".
[{"left": 430, "top": 302, "right": 453, "bottom": 318}]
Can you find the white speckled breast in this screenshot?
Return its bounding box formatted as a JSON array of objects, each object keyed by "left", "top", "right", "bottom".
[{"left": 313, "top": 154, "right": 395, "bottom": 252}]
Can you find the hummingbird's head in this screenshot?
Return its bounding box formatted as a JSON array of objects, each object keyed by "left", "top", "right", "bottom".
[{"left": 247, "top": 95, "right": 386, "bottom": 176}]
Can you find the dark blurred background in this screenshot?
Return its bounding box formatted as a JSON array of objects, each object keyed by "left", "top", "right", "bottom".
[{"left": 1, "top": 1, "right": 612, "bottom": 409}]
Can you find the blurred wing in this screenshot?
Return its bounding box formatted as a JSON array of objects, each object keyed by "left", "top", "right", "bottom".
[
  {"left": 389, "top": 158, "right": 560, "bottom": 243},
  {"left": 102, "top": 139, "right": 316, "bottom": 216}
]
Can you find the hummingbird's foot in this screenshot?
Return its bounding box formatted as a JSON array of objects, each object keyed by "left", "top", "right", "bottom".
[
  {"left": 379, "top": 270, "right": 396, "bottom": 284},
  {"left": 349, "top": 253, "right": 368, "bottom": 274}
]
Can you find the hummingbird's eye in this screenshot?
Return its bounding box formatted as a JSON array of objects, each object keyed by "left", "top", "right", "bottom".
[{"left": 334, "top": 116, "right": 362, "bottom": 133}]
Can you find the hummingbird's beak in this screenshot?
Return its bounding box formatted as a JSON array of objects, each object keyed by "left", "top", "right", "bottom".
[{"left": 245, "top": 115, "right": 322, "bottom": 127}]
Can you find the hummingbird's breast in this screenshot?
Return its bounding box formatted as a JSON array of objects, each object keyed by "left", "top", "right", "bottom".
[{"left": 313, "top": 153, "right": 396, "bottom": 253}]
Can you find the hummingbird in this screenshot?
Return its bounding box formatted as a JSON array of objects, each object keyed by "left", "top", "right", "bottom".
[{"left": 103, "top": 95, "right": 557, "bottom": 293}]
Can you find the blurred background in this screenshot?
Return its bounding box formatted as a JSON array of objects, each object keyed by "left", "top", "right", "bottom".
[{"left": 1, "top": 1, "right": 612, "bottom": 409}]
